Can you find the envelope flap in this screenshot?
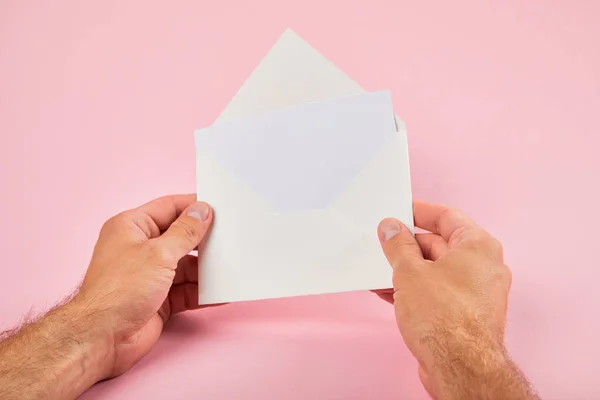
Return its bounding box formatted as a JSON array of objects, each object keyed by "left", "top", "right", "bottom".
[{"left": 216, "top": 29, "right": 364, "bottom": 122}]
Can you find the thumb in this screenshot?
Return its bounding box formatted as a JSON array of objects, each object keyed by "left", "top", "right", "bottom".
[
  {"left": 157, "top": 201, "right": 213, "bottom": 260},
  {"left": 378, "top": 218, "right": 424, "bottom": 270}
]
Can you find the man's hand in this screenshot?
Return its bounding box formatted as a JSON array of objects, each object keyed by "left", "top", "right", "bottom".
[
  {"left": 377, "top": 201, "right": 538, "bottom": 400},
  {"left": 76, "top": 194, "right": 214, "bottom": 377},
  {"left": 0, "top": 194, "right": 214, "bottom": 400}
]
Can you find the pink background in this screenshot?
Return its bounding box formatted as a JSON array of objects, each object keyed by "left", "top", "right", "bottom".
[{"left": 1, "top": 1, "right": 599, "bottom": 399}]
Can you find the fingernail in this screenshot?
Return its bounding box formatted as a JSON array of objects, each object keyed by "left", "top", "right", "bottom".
[
  {"left": 379, "top": 219, "right": 402, "bottom": 242},
  {"left": 187, "top": 202, "right": 210, "bottom": 221}
]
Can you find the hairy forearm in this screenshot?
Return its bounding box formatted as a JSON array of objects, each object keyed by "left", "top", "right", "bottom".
[
  {"left": 425, "top": 328, "right": 539, "bottom": 400},
  {"left": 0, "top": 297, "right": 113, "bottom": 400}
]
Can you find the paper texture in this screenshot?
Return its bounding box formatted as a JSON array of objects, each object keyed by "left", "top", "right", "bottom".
[{"left": 197, "top": 29, "right": 413, "bottom": 304}]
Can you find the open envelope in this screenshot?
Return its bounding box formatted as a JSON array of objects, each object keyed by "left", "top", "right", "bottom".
[{"left": 195, "top": 90, "right": 413, "bottom": 304}]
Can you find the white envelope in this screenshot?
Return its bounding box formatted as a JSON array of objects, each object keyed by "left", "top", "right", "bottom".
[{"left": 196, "top": 30, "right": 413, "bottom": 304}]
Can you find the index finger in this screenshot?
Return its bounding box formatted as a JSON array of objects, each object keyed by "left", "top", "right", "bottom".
[
  {"left": 413, "top": 201, "right": 476, "bottom": 241},
  {"left": 138, "top": 194, "right": 197, "bottom": 230}
]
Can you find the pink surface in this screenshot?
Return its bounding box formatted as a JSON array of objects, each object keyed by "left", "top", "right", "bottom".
[{"left": 1, "top": 1, "right": 599, "bottom": 398}]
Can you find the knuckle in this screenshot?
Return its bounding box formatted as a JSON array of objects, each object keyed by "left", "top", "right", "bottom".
[
  {"left": 439, "top": 205, "right": 463, "bottom": 222},
  {"left": 444, "top": 205, "right": 462, "bottom": 219},
  {"left": 101, "top": 211, "right": 131, "bottom": 232},
  {"left": 388, "top": 238, "right": 419, "bottom": 254},
  {"left": 491, "top": 237, "right": 504, "bottom": 258},
  {"left": 388, "top": 247, "right": 421, "bottom": 268},
  {"left": 501, "top": 264, "right": 512, "bottom": 283},
  {"left": 175, "top": 219, "right": 200, "bottom": 239},
  {"left": 491, "top": 263, "right": 512, "bottom": 291},
  {"left": 390, "top": 257, "right": 411, "bottom": 270},
  {"left": 461, "top": 228, "right": 501, "bottom": 255},
  {"left": 389, "top": 252, "right": 422, "bottom": 271},
  {"left": 470, "top": 227, "right": 489, "bottom": 242},
  {"left": 476, "top": 231, "right": 504, "bottom": 260}
]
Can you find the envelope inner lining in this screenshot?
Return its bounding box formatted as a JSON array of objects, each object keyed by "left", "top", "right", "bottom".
[{"left": 195, "top": 91, "right": 397, "bottom": 213}]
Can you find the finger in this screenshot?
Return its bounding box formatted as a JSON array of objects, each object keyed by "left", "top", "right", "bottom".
[
  {"left": 378, "top": 218, "right": 424, "bottom": 270},
  {"left": 371, "top": 288, "right": 394, "bottom": 304},
  {"left": 168, "top": 283, "right": 199, "bottom": 315},
  {"left": 173, "top": 254, "right": 199, "bottom": 285},
  {"left": 158, "top": 284, "right": 226, "bottom": 322},
  {"left": 167, "top": 284, "right": 226, "bottom": 317},
  {"left": 413, "top": 200, "right": 476, "bottom": 242},
  {"left": 415, "top": 233, "right": 448, "bottom": 261},
  {"left": 138, "top": 194, "right": 197, "bottom": 231},
  {"left": 155, "top": 201, "right": 213, "bottom": 261}
]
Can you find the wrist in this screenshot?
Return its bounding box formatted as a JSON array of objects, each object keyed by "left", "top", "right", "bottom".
[
  {"left": 62, "top": 296, "right": 116, "bottom": 383},
  {"left": 0, "top": 296, "right": 116, "bottom": 400},
  {"left": 422, "top": 327, "right": 532, "bottom": 400}
]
